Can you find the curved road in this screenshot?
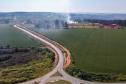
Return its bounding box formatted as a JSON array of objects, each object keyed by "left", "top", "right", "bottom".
[
  {"left": 14, "top": 25, "right": 83, "bottom": 84},
  {"left": 14, "top": 25, "right": 126, "bottom": 84}
]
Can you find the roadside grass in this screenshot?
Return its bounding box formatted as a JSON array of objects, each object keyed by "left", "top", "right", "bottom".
[{"left": 46, "top": 80, "right": 71, "bottom": 84}]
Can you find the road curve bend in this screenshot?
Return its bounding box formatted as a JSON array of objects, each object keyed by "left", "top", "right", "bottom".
[
  {"left": 14, "top": 25, "right": 83, "bottom": 84},
  {"left": 14, "top": 25, "right": 126, "bottom": 84}
]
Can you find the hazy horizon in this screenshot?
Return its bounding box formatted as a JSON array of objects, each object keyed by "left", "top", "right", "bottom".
[{"left": 0, "top": 0, "right": 126, "bottom": 13}]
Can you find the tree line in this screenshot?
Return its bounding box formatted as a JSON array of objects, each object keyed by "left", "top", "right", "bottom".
[
  {"left": 74, "top": 19, "right": 126, "bottom": 26},
  {"left": 66, "top": 65, "right": 126, "bottom": 82}
]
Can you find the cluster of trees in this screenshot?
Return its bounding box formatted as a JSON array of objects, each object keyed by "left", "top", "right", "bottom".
[
  {"left": 0, "top": 45, "right": 45, "bottom": 63},
  {"left": 40, "top": 48, "right": 55, "bottom": 63},
  {"left": 86, "top": 19, "right": 126, "bottom": 26},
  {"left": 0, "top": 45, "right": 55, "bottom": 65},
  {"left": 34, "top": 20, "right": 68, "bottom": 29},
  {"left": 0, "top": 46, "right": 30, "bottom": 64},
  {"left": 54, "top": 20, "right": 68, "bottom": 29},
  {"left": 0, "top": 47, "right": 54, "bottom": 84},
  {"left": 74, "top": 19, "right": 126, "bottom": 26},
  {"left": 0, "top": 55, "right": 12, "bottom": 62},
  {"left": 0, "top": 19, "right": 10, "bottom": 24},
  {"left": 66, "top": 65, "right": 126, "bottom": 82},
  {"left": 0, "top": 45, "right": 10, "bottom": 49},
  {"left": 0, "top": 45, "right": 47, "bottom": 55},
  {"left": 0, "top": 47, "right": 30, "bottom": 55}
]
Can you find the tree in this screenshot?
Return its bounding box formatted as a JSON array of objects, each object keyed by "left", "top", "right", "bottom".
[{"left": 6, "top": 45, "right": 10, "bottom": 49}]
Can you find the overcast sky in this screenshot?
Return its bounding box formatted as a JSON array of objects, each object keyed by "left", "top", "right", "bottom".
[{"left": 0, "top": 0, "right": 126, "bottom": 13}]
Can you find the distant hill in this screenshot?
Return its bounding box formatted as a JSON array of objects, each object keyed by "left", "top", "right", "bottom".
[
  {"left": 71, "top": 13, "right": 126, "bottom": 20},
  {"left": 0, "top": 12, "right": 126, "bottom": 29},
  {"left": 0, "top": 12, "right": 68, "bottom": 29}
]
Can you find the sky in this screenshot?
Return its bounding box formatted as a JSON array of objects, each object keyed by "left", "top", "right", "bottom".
[{"left": 0, "top": 0, "right": 126, "bottom": 13}]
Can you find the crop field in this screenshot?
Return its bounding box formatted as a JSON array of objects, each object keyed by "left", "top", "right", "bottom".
[
  {"left": 37, "top": 28, "right": 126, "bottom": 74},
  {"left": 0, "top": 24, "right": 40, "bottom": 48}
]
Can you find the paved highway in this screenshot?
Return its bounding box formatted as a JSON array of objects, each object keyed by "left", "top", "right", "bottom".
[{"left": 14, "top": 25, "right": 126, "bottom": 84}]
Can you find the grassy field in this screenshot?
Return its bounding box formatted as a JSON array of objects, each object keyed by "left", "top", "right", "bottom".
[
  {"left": 0, "top": 24, "right": 40, "bottom": 48},
  {"left": 36, "top": 28, "right": 126, "bottom": 75}
]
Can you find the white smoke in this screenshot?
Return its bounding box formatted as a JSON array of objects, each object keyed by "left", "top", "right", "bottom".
[
  {"left": 62, "top": 0, "right": 77, "bottom": 24},
  {"left": 67, "top": 14, "right": 77, "bottom": 24}
]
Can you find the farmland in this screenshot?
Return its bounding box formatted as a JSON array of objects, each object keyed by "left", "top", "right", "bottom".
[
  {"left": 0, "top": 24, "right": 54, "bottom": 83},
  {"left": 35, "top": 28, "right": 126, "bottom": 81},
  {"left": 0, "top": 24, "right": 40, "bottom": 48}
]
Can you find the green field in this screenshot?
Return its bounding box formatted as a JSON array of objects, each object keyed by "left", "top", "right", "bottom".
[
  {"left": 36, "top": 28, "right": 126, "bottom": 74},
  {"left": 0, "top": 24, "right": 40, "bottom": 48}
]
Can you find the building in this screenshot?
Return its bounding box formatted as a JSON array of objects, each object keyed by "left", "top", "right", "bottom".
[
  {"left": 68, "top": 23, "right": 102, "bottom": 29},
  {"left": 68, "top": 23, "right": 121, "bottom": 29},
  {"left": 103, "top": 24, "right": 121, "bottom": 29}
]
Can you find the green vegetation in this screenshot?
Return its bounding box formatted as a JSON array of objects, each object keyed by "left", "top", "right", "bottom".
[
  {"left": 36, "top": 28, "right": 126, "bottom": 82},
  {"left": 0, "top": 24, "right": 40, "bottom": 48},
  {"left": 47, "top": 80, "right": 71, "bottom": 84},
  {"left": 0, "top": 47, "right": 54, "bottom": 84},
  {"left": 0, "top": 24, "right": 54, "bottom": 83}
]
